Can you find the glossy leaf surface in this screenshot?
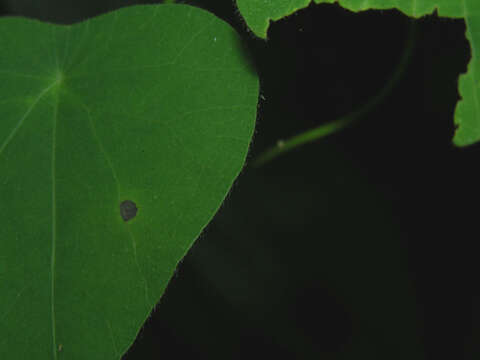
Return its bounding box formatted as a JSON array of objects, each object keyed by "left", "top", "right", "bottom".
[
  {"left": 0, "top": 4, "right": 258, "bottom": 359},
  {"left": 236, "top": 0, "right": 480, "bottom": 146}
]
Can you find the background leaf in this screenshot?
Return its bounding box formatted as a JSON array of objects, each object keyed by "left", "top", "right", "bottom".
[
  {"left": 0, "top": 4, "right": 258, "bottom": 359},
  {"left": 236, "top": 0, "right": 480, "bottom": 146}
]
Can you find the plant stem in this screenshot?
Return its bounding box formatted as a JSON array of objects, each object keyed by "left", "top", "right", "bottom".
[{"left": 253, "top": 20, "right": 417, "bottom": 167}]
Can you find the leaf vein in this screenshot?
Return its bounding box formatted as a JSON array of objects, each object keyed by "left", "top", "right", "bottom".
[
  {"left": 0, "top": 82, "right": 56, "bottom": 158},
  {"left": 80, "top": 99, "right": 151, "bottom": 309},
  {"left": 50, "top": 83, "right": 59, "bottom": 360},
  {"left": 172, "top": 17, "right": 216, "bottom": 63},
  {"left": 106, "top": 319, "right": 120, "bottom": 358}
]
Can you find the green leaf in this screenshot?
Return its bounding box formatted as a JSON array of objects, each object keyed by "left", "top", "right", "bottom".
[
  {"left": 0, "top": 4, "right": 258, "bottom": 359},
  {"left": 236, "top": 0, "right": 480, "bottom": 146}
]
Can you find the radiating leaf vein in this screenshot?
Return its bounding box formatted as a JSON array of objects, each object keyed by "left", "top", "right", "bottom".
[
  {"left": 172, "top": 17, "right": 216, "bottom": 63},
  {"left": 106, "top": 319, "right": 120, "bottom": 358},
  {"left": 81, "top": 98, "right": 151, "bottom": 309},
  {"left": 0, "top": 82, "right": 56, "bottom": 157},
  {"left": 50, "top": 83, "right": 59, "bottom": 360}
]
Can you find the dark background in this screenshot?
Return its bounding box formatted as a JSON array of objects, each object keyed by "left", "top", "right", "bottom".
[{"left": 1, "top": 1, "right": 478, "bottom": 359}]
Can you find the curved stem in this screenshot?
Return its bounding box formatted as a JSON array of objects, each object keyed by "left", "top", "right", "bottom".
[{"left": 252, "top": 20, "right": 417, "bottom": 167}]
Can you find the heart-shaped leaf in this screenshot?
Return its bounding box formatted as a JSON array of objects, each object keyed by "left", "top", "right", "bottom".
[{"left": 0, "top": 4, "right": 258, "bottom": 359}]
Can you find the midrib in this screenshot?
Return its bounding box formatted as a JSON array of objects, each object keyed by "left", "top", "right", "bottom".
[{"left": 50, "top": 85, "right": 59, "bottom": 360}]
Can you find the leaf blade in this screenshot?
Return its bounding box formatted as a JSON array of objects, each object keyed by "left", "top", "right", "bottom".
[{"left": 0, "top": 4, "right": 258, "bottom": 359}]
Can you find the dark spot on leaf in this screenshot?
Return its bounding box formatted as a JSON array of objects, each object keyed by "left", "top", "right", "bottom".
[{"left": 120, "top": 200, "right": 137, "bottom": 222}]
